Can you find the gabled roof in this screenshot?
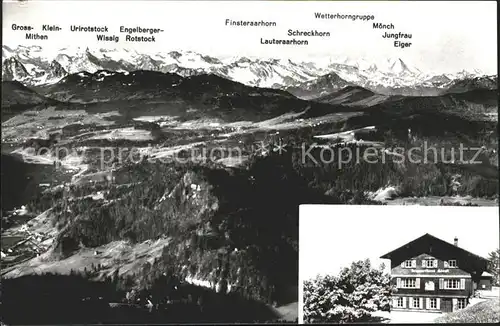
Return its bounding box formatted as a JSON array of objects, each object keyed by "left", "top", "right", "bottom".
[
  {"left": 481, "top": 271, "right": 494, "bottom": 277},
  {"left": 380, "top": 233, "right": 488, "bottom": 264}
]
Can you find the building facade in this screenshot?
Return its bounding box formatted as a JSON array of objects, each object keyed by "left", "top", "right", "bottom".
[{"left": 380, "top": 233, "right": 489, "bottom": 313}]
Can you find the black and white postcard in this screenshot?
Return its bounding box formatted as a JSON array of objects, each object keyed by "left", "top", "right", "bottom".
[{"left": 1, "top": 0, "right": 498, "bottom": 324}]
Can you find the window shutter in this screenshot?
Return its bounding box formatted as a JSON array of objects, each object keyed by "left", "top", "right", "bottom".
[
  {"left": 419, "top": 297, "right": 423, "bottom": 309},
  {"left": 439, "top": 278, "right": 444, "bottom": 289},
  {"left": 437, "top": 298, "right": 441, "bottom": 310},
  {"left": 433, "top": 260, "right": 438, "bottom": 268},
  {"left": 421, "top": 260, "right": 426, "bottom": 267},
  {"left": 397, "top": 278, "right": 401, "bottom": 288},
  {"left": 412, "top": 260, "right": 417, "bottom": 268},
  {"left": 460, "top": 278, "right": 465, "bottom": 289},
  {"left": 452, "top": 298, "right": 457, "bottom": 312},
  {"left": 409, "top": 297, "right": 413, "bottom": 308},
  {"left": 402, "top": 297, "right": 407, "bottom": 308},
  {"left": 426, "top": 298, "right": 430, "bottom": 309},
  {"left": 416, "top": 278, "right": 420, "bottom": 288},
  {"left": 444, "top": 261, "right": 449, "bottom": 268},
  {"left": 392, "top": 298, "right": 397, "bottom": 308},
  {"left": 401, "top": 261, "right": 405, "bottom": 268}
]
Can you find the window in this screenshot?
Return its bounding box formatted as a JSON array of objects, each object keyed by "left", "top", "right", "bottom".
[
  {"left": 448, "top": 260, "right": 458, "bottom": 268},
  {"left": 396, "top": 297, "right": 404, "bottom": 308},
  {"left": 423, "top": 259, "right": 436, "bottom": 268},
  {"left": 412, "top": 297, "right": 420, "bottom": 308},
  {"left": 457, "top": 298, "right": 466, "bottom": 309},
  {"left": 430, "top": 298, "right": 437, "bottom": 309},
  {"left": 445, "top": 279, "right": 460, "bottom": 289},
  {"left": 440, "top": 278, "right": 465, "bottom": 290},
  {"left": 402, "top": 278, "right": 416, "bottom": 288},
  {"left": 401, "top": 260, "right": 417, "bottom": 268},
  {"left": 425, "top": 281, "right": 435, "bottom": 291}
]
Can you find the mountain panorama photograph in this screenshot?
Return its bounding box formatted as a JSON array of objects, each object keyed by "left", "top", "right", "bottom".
[{"left": 1, "top": 0, "right": 498, "bottom": 324}]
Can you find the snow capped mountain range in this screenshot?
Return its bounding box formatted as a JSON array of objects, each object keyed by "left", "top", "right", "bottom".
[{"left": 1, "top": 45, "right": 495, "bottom": 96}]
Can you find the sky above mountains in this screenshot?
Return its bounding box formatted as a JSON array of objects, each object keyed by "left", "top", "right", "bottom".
[
  {"left": 299, "top": 205, "right": 500, "bottom": 280},
  {"left": 2, "top": 0, "right": 497, "bottom": 74}
]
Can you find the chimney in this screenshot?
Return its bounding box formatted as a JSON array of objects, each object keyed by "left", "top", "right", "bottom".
[{"left": 454, "top": 237, "right": 458, "bottom": 246}]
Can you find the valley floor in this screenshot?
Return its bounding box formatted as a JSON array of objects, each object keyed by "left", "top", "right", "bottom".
[
  {"left": 385, "top": 196, "right": 498, "bottom": 206},
  {"left": 273, "top": 301, "right": 298, "bottom": 322}
]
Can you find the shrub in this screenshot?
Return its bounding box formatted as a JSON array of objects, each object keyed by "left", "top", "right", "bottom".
[{"left": 303, "top": 259, "right": 393, "bottom": 323}]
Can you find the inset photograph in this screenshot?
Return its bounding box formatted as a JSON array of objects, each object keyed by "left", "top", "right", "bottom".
[{"left": 299, "top": 205, "right": 499, "bottom": 324}]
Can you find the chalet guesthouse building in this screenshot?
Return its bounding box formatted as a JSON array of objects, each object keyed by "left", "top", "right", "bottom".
[{"left": 380, "top": 233, "right": 490, "bottom": 313}]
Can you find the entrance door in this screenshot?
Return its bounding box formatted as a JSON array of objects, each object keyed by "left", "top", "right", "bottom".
[{"left": 441, "top": 298, "right": 453, "bottom": 312}]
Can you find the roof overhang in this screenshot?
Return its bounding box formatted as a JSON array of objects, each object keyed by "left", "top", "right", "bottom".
[{"left": 380, "top": 233, "right": 489, "bottom": 265}]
